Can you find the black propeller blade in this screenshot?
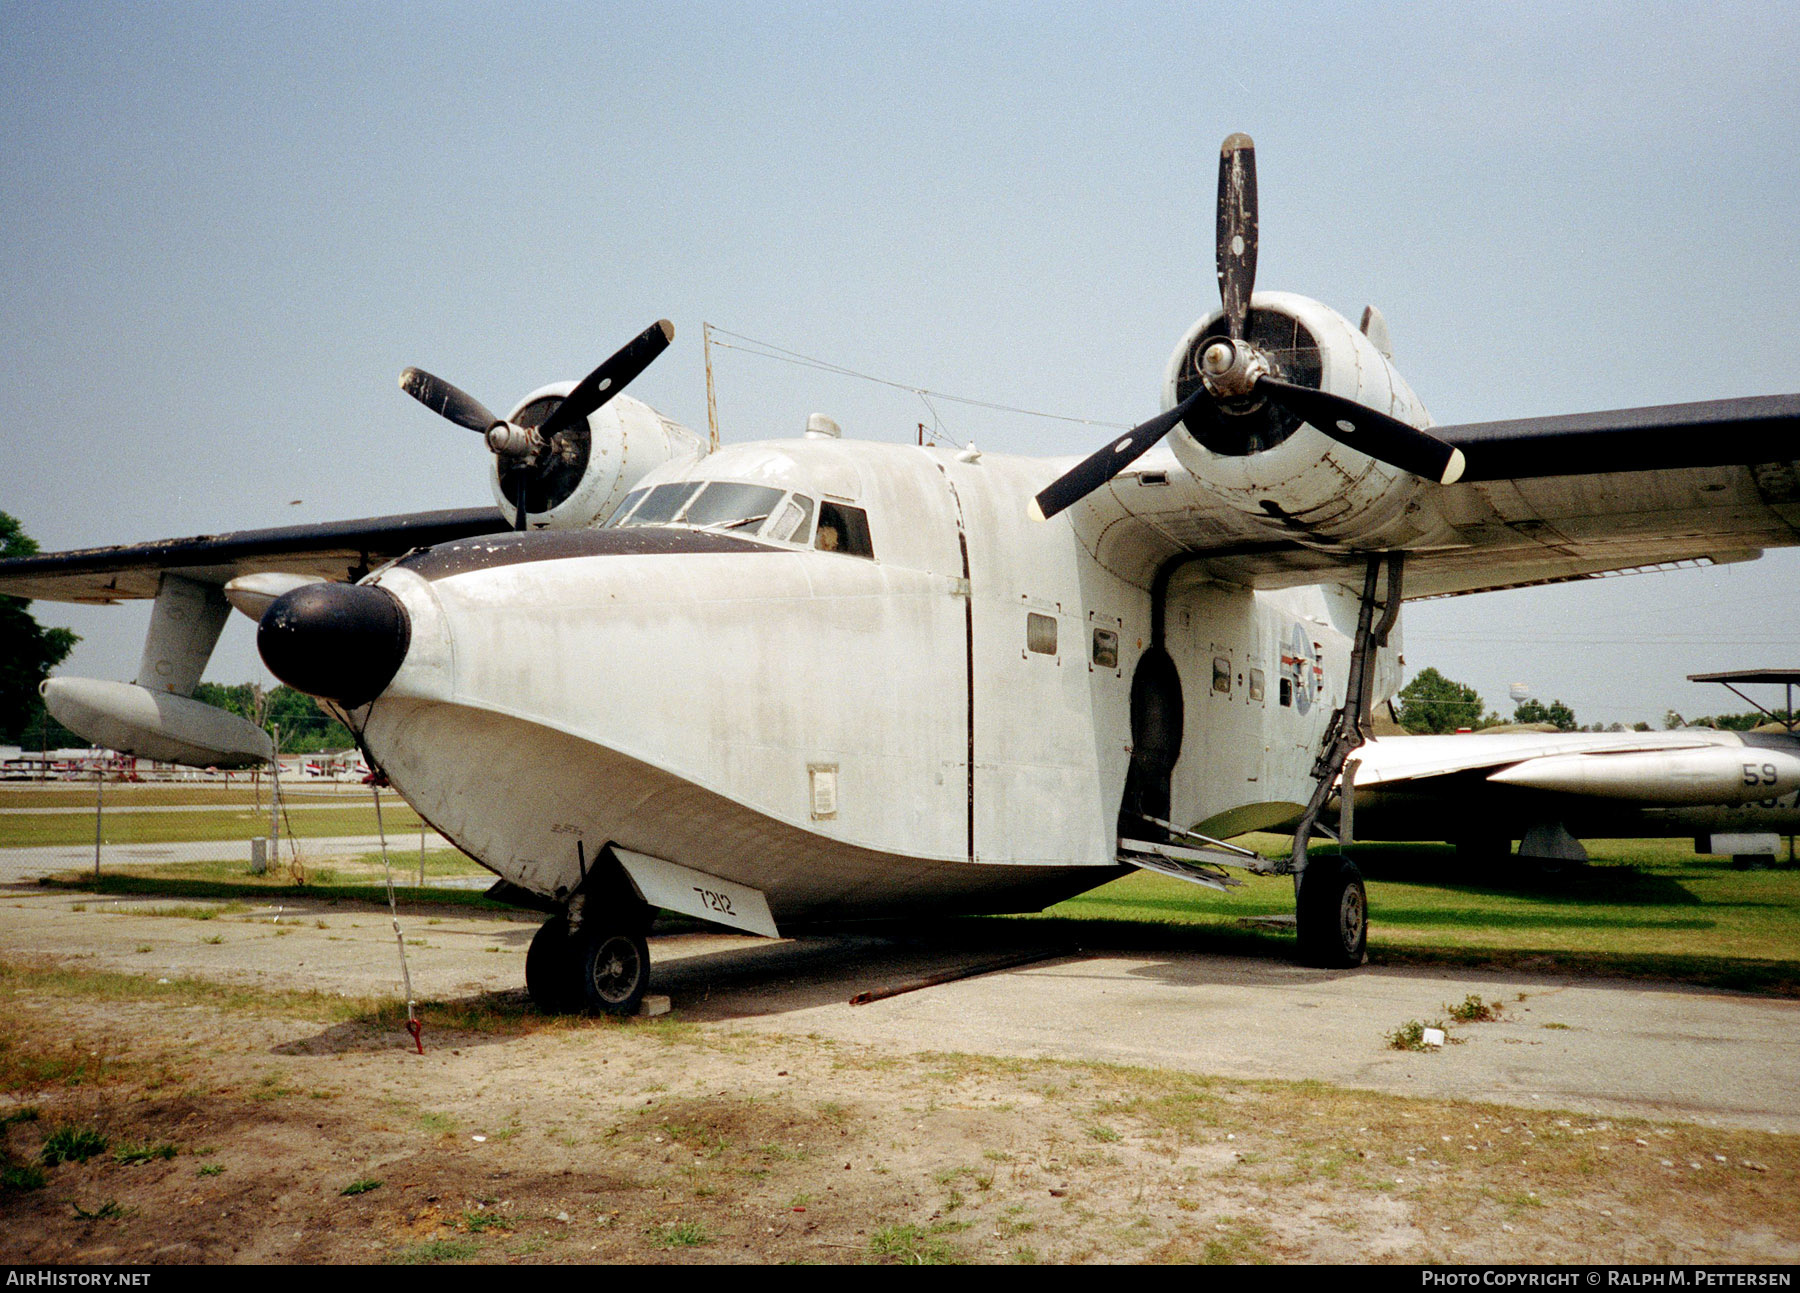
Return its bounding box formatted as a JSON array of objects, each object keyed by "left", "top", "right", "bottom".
[
  {"left": 1032, "top": 130, "right": 1465, "bottom": 522},
  {"left": 400, "top": 319, "right": 675, "bottom": 532},
  {"left": 1031, "top": 386, "right": 1213, "bottom": 522},
  {"left": 399, "top": 368, "right": 501, "bottom": 434},
  {"left": 1255, "top": 377, "right": 1465, "bottom": 486},
  {"left": 1216, "top": 133, "right": 1258, "bottom": 342},
  {"left": 537, "top": 319, "right": 674, "bottom": 443}
]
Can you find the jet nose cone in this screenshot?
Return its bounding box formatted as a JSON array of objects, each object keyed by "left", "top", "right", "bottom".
[{"left": 257, "top": 582, "right": 411, "bottom": 708}]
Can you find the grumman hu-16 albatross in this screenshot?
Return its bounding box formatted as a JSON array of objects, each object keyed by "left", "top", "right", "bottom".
[{"left": 5, "top": 135, "right": 1799, "bottom": 1013}]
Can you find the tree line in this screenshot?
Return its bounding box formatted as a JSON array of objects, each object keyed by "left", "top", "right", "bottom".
[{"left": 1393, "top": 666, "right": 1787, "bottom": 735}]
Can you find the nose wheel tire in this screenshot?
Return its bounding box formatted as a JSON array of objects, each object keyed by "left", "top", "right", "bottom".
[
  {"left": 1295, "top": 855, "right": 1368, "bottom": 968},
  {"left": 579, "top": 929, "right": 652, "bottom": 1016},
  {"left": 525, "top": 916, "right": 583, "bottom": 1014}
]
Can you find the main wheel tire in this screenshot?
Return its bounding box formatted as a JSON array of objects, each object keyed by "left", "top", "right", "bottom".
[
  {"left": 525, "top": 916, "right": 583, "bottom": 1014},
  {"left": 579, "top": 929, "right": 651, "bottom": 1016},
  {"left": 1295, "top": 856, "right": 1368, "bottom": 969}
]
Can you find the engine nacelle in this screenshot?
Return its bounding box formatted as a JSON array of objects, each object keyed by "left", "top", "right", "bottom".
[
  {"left": 490, "top": 386, "right": 707, "bottom": 529},
  {"left": 1161, "top": 291, "right": 1457, "bottom": 551}
]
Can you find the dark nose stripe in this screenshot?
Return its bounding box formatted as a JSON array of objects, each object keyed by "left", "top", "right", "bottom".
[{"left": 257, "top": 582, "right": 411, "bottom": 708}]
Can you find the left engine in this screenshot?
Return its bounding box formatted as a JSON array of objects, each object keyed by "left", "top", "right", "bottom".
[
  {"left": 1160, "top": 291, "right": 1457, "bottom": 551},
  {"left": 491, "top": 386, "right": 707, "bottom": 530}
]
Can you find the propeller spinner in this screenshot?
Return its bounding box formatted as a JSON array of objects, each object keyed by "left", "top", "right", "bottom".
[
  {"left": 401, "top": 319, "right": 675, "bottom": 531},
  {"left": 1032, "top": 136, "right": 1462, "bottom": 523}
]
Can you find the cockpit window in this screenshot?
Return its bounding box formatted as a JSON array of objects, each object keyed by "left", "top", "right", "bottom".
[
  {"left": 815, "top": 501, "right": 874, "bottom": 559},
  {"left": 604, "top": 480, "right": 836, "bottom": 549},
  {"left": 766, "top": 494, "right": 814, "bottom": 544},
  {"left": 680, "top": 482, "right": 787, "bottom": 532},
  {"left": 615, "top": 481, "right": 702, "bottom": 528},
  {"left": 604, "top": 488, "right": 648, "bottom": 526}
]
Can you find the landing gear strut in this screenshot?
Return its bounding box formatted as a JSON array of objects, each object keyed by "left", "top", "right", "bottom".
[{"left": 1289, "top": 553, "right": 1401, "bottom": 968}]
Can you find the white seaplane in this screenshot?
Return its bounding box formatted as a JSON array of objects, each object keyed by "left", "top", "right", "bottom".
[{"left": 5, "top": 135, "right": 1798, "bottom": 1012}]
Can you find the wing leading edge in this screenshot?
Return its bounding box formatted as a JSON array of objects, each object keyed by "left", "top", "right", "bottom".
[
  {"left": 0, "top": 507, "right": 509, "bottom": 604},
  {"left": 1069, "top": 393, "right": 1800, "bottom": 597}
]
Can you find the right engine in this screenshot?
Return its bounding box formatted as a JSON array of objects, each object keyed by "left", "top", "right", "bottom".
[{"left": 1160, "top": 290, "right": 1459, "bottom": 552}]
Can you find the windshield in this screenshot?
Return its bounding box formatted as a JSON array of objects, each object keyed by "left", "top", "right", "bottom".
[
  {"left": 614, "top": 481, "right": 702, "bottom": 528},
  {"left": 680, "top": 482, "right": 787, "bottom": 532}
]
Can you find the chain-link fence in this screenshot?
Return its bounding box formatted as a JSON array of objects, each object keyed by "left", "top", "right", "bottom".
[{"left": 0, "top": 744, "right": 461, "bottom": 888}]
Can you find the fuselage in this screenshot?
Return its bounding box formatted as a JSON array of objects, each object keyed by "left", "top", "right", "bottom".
[{"left": 354, "top": 436, "right": 1389, "bottom": 924}]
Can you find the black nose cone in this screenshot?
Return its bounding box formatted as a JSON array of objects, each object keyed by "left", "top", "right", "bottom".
[{"left": 257, "top": 582, "right": 411, "bottom": 707}]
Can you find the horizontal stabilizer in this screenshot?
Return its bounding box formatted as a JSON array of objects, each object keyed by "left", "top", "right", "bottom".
[{"left": 43, "top": 677, "right": 274, "bottom": 768}]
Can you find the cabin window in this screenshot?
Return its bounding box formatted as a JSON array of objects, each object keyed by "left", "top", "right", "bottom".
[
  {"left": 815, "top": 501, "right": 874, "bottom": 559},
  {"left": 1279, "top": 677, "right": 1293, "bottom": 707},
  {"left": 1091, "top": 627, "right": 1118, "bottom": 670},
  {"left": 616, "top": 481, "right": 701, "bottom": 527},
  {"left": 680, "top": 482, "right": 787, "bottom": 533},
  {"left": 1027, "top": 613, "right": 1058, "bottom": 656},
  {"left": 766, "top": 494, "right": 815, "bottom": 544},
  {"left": 1212, "top": 656, "right": 1232, "bottom": 695},
  {"left": 1249, "top": 668, "right": 1266, "bottom": 702}
]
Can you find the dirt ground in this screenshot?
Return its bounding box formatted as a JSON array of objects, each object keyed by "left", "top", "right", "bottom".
[{"left": 2, "top": 883, "right": 1798, "bottom": 1265}]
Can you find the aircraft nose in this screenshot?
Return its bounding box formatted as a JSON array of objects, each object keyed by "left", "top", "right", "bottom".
[{"left": 257, "top": 581, "right": 412, "bottom": 708}]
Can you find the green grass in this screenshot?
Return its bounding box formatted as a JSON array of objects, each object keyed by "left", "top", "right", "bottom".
[
  {"left": 2, "top": 1160, "right": 47, "bottom": 1191},
  {"left": 648, "top": 1220, "right": 709, "bottom": 1248},
  {"left": 0, "top": 958, "right": 567, "bottom": 1042},
  {"left": 39, "top": 862, "right": 511, "bottom": 912},
  {"left": 0, "top": 786, "right": 365, "bottom": 810},
  {"left": 1006, "top": 836, "right": 1800, "bottom": 995},
  {"left": 1, "top": 805, "right": 424, "bottom": 848},
  {"left": 867, "top": 1222, "right": 962, "bottom": 1264},
  {"left": 40, "top": 1125, "right": 110, "bottom": 1165},
  {"left": 113, "top": 1141, "right": 177, "bottom": 1164},
  {"left": 388, "top": 1239, "right": 478, "bottom": 1264},
  {"left": 340, "top": 1177, "right": 382, "bottom": 1196}
]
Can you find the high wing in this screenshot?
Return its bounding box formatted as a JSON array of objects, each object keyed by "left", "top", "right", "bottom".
[
  {"left": 1065, "top": 393, "right": 1800, "bottom": 598},
  {"left": 0, "top": 507, "right": 508, "bottom": 604},
  {"left": 1037, "top": 133, "right": 1798, "bottom": 600}
]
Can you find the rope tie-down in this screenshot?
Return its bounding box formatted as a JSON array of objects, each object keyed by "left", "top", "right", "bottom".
[{"left": 369, "top": 767, "right": 422, "bottom": 1055}]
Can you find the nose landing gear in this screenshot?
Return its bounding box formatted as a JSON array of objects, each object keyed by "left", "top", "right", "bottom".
[{"left": 524, "top": 879, "right": 655, "bottom": 1016}]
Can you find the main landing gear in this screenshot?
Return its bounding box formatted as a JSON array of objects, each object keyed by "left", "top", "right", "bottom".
[
  {"left": 525, "top": 893, "right": 654, "bottom": 1016},
  {"left": 1287, "top": 553, "right": 1402, "bottom": 968},
  {"left": 1295, "top": 854, "right": 1368, "bottom": 968}
]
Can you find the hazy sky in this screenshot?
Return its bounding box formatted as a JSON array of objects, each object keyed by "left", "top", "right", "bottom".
[{"left": 3, "top": 2, "right": 1796, "bottom": 727}]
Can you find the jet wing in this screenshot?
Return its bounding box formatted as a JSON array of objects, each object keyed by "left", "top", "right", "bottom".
[
  {"left": 0, "top": 507, "right": 509, "bottom": 604},
  {"left": 1344, "top": 728, "right": 1800, "bottom": 805},
  {"left": 1345, "top": 730, "right": 1728, "bottom": 789},
  {"left": 1068, "top": 394, "right": 1800, "bottom": 597}
]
